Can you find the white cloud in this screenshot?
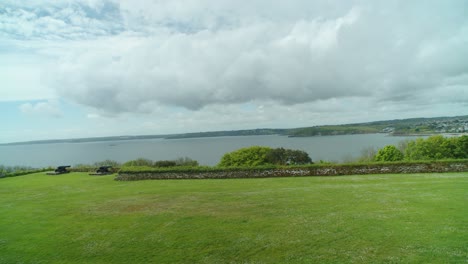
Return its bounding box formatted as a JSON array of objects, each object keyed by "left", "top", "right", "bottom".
[
  {"left": 19, "top": 100, "right": 63, "bottom": 118},
  {"left": 1, "top": 0, "right": 467, "bottom": 136},
  {"left": 46, "top": 1, "right": 468, "bottom": 116},
  {"left": 50, "top": 8, "right": 366, "bottom": 112}
]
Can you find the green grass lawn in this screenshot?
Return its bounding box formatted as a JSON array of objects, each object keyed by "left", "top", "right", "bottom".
[{"left": 1, "top": 172, "right": 467, "bottom": 263}]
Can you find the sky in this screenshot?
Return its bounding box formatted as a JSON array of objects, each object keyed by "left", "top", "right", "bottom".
[{"left": 1, "top": 0, "right": 467, "bottom": 143}]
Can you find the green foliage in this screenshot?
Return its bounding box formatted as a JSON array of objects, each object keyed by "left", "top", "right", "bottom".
[
  {"left": 218, "top": 146, "right": 272, "bottom": 167},
  {"left": 119, "top": 165, "right": 280, "bottom": 174},
  {"left": 0, "top": 165, "right": 51, "bottom": 178},
  {"left": 123, "top": 158, "right": 155, "bottom": 167},
  {"left": 264, "top": 147, "right": 288, "bottom": 165},
  {"left": 280, "top": 148, "right": 312, "bottom": 165},
  {"left": 451, "top": 135, "right": 468, "bottom": 159},
  {"left": 397, "top": 139, "right": 411, "bottom": 154},
  {"left": 72, "top": 164, "right": 95, "bottom": 172},
  {"left": 374, "top": 145, "right": 404, "bottom": 162},
  {"left": 288, "top": 125, "right": 382, "bottom": 137},
  {"left": 154, "top": 160, "right": 177, "bottom": 167},
  {"left": 118, "top": 157, "right": 468, "bottom": 177},
  {"left": 404, "top": 135, "right": 467, "bottom": 160},
  {"left": 122, "top": 157, "right": 199, "bottom": 168},
  {"left": 174, "top": 157, "right": 199, "bottom": 167},
  {"left": 365, "top": 135, "right": 468, "bottom": 162},
  {"left": 119, "top": 159, "right": 468, "bottom": 180},
  {"left": 93, "top": 160, "right": 121, "bottom": 167},
  {"left": 218, "top": 146, "right": 313, "bottom": 167}
]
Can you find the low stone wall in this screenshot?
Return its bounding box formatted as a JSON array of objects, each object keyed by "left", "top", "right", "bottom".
[{"left": 115, "top": 161, "right": 468, "bottom": 181}]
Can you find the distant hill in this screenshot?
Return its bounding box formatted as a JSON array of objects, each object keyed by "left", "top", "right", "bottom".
[
  {"left": 1, "top": 115, "right": 467, "bottom": 145},
  {"left": 287, "top": 115, "right": 468, "bottom": 137},
  {"left": 164, "top": 129, "right": 287, "bottom": 139}
]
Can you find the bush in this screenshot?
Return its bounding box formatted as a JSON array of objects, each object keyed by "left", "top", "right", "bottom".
[
  {"left": 405, "top": 135, "right": 455, "bottom": 160},
  {"left": 174, "top": 157, "right": 199, "bottom": 167},
  {"left": 218, "top": 146, "right": 272, "bottom": 167},
  {"left": 123, "top": 158, "right": 154, "bottom": 167},
  {"left": 374, "top": 145, "right": 404, "bottom": 162},
  {"left": 266, "top": 148, "right": 312, "bottom": 165},
  {"left": 218, "top": 146, "right": 313, "bottom": 167},
  {"left": 93, "top": 160, "right": 121, "bottom": 167},
  {"left": 122, "top": 157, "right": 199, "bottom": 168},
  {"left": 154, "top": 160, "right": 177, "bottom": 167},
  {"left": 283, "top": 149, "right": 313, "bottom": 165},
  {"left": 0, "top": 165, "right": 51, "bottom": 178},
  {"left": 451, "top": 135, "right": 468, "bottom": 159}
]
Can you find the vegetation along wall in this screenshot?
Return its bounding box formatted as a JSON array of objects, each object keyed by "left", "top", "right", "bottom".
[{"left": 115, "top": 160, "right": 468, "bottom": 181}]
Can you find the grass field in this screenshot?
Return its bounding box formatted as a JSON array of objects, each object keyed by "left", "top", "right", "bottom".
[{"left": 1, "top": 172, "right": 467, "bottom": 263}]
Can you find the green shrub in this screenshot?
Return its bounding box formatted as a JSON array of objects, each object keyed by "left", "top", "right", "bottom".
[
  {"left": 374, "top": 145, "right": 404, "bottom": 162},
  {"left": 174, "top": 157, "right": 199, "bottom": 167},
  {"left": 265, "top": 148, "right": 312, "bottom": 165},
  {"left": 219, "top": 146, "right": 313, "bottom": 167},
  {"left": 93, "top": 160, "right": 121, "bottom": 167},
  {"left": 0, "top": 166, "right": 52, "bottom": 178},
  {"left": 123, "top": 158, "right": 154, "bottom": 167},
  {"left": 451, "top": 135, "right": 468, "bottom": 159},
  {"left": 122, "top": 157, "right": 199, "bottom": 168},
  {"left": 154, "top": 160, "right": 177, "bottom": 167},
  {"left": 404, "top": 135, "right": 464, "bottom": 160},
  {"left": 218, "top": 146, "right": 273, "bottom": 167},
  {"left": 283, "top": 149, "right": 313, "bottom": 165}
]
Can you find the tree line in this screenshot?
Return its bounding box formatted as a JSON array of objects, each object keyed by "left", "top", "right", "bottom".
[{"left": 373, "top": 135, "right": 467, "bottom": 162}]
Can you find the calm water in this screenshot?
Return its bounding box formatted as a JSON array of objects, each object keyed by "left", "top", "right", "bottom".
[{"left": 0, "top": 134, "right": 420, "bottom": 167}]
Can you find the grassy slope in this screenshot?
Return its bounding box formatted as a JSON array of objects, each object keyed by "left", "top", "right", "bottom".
[{"left": 1, "top": 172, "right": 467, "bottom": 263}]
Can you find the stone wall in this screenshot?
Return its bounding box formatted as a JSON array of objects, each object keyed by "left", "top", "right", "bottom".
[{"left": 115, "top": 161, "right": 468, "bottom": 181}]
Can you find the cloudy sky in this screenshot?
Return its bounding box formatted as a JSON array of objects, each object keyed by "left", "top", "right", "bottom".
[{"left": 1, "top": 0, "right": 467, "bottom": 143}]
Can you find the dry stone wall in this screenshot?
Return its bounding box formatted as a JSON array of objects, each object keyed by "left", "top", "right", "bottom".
[{"left": 115, "top": 161, "right": 468, "bottom": 181}]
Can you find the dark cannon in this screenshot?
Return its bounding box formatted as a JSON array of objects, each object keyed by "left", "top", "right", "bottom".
[
  {"left": 90, "top": 166, "right": 113, "bottom": 176},
  {"left": 46, "top": 166, "right": 71, "bottom": 175}
]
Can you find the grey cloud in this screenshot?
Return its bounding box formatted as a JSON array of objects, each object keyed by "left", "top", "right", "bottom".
[{"left": 40, "top": 1, "right": 468, "bottom": 114}]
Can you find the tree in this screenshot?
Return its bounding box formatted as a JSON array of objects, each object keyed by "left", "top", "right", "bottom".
[
  {"left": 218, "top": 146, "right": 272, "bottom": 167},
  {"left": 265, "top": 147, "right": 288, "bottom": 165},
  {"left": 218, "top": 146, "right": 313, "bottom": 167},
  {"left": 374, "top": 145, "right": 404, "bottom": 162},
  {"left": 265, "top": 148, "right": 312, "bottom": 165},
  {"left": 404, "top": 135, "right": 454, "bottom": 160},
  {"left": 452, "top": 135, "right": 468, "bottom": 159},
  {"left": 284, "top": 149, "right": 313, "bottom": 165}
]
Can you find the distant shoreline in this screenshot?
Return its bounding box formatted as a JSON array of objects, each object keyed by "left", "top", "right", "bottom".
[
  {"left": 1, "top": 132, "right": 467, "bottom": 147},
  {"left": 1, "top": 114, "right": 466, "bottom": 146}
]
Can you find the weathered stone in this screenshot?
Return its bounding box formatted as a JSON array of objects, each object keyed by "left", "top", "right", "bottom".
[{"left": 115, "top": 161, "right": 468, "bottom": 181}]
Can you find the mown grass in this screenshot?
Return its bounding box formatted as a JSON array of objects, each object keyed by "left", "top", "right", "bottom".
[{"left": 1, "top": 172, "right": 467, "bottom": 263}]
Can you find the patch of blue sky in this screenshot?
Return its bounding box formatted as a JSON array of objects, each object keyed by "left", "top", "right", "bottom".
[
  {"left": 1, "top": 100, "right": 84, "bottom": 129},
  {"left": 0, "top": 101, "right": 22, "bottom": 124}
]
